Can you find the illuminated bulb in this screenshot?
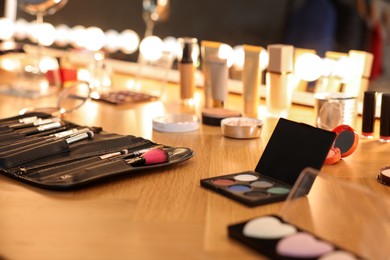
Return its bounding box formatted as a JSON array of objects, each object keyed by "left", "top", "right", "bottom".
[
  {"left": 37, "top": 22, "right": 56, "bottom": 46},
  {"left": 39, "top": 56, "right": 59, "bottom": 72},
  {"left": 218, "top": 43, "right": 234, "bottom": 67},
  {"left": 294, "top": 53, "right": 323, "bottom": 81},
  {"left": 70, "top": 25, "right": 86, "bottom": 48},
  {"left": 104, "top": 29, "right": 120, "bottom": 53},
  {"left": 26, "top": 21, "right": 39, "bottom": 43},
  {"left": 191, "top": 44, "right": 200, "bottom": 65},
  {"left": 0, "top": 56, "right": 20, "bottom": 71},
  {"left": 119, "top": 29, "right": 140, "bottom": 54},
  {"left": 0, "top": 17, "right": 14, "bottom": 40},
  {"left": 139, "top": 35, "right": 163, "bottom": 61},
  {"left": 333, "top": 56, "right": 354, "bottom": 82},
  {"left": 259, "top": 49, "right": 269, "bottom": 71},
  {"left": 321, "top": 58, "right": 335, "bottom": 77},
  {"left": 162, "top": 36, "right": 180, "bottom": 58},
  {"left": 14, "top": 19, "right": 28, "bottom": 40},
  {"left": 55, "top": 24, "right": 70, "bottom": 47},
  {"left": 84, "top": 26, "right": 105, "bottom": 51},
  {"left": 232, "top": 45, "right": 245, "bottom": 70}
]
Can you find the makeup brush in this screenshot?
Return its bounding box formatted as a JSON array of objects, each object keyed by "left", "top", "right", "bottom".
[{"left": 126, "top": 149, "right": 169, "bottom": 166}]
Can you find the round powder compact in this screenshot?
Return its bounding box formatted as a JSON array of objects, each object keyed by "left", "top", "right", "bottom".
[
  {"left": 324, "top": 147, "right": 341, "bottom": 165},
  {"left": 377, "top": 166, "right": 390, "bottom": 186},
  {"left": 201, "top": 108, "right": 241, "bottom": 126},
  {"left": 221, "top": 117, "right": 263, "bottom": 139},
  {"left": 152, "top": 114, "right": 199, "bottom": 132}
]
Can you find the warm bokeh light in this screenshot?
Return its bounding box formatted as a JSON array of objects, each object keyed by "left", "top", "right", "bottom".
[
  {"left": 259, "top": 49, "right": 269, "bottom": 71},
  {"left": 69, "top": 25, "right": 86, "bottom": 48},
  {"left": 232, "top": 45, "right": 244, "bottom": 70},
  {"left": 139, "top": 35, "right": 163, "bottom": 61},
  {"left": 294, "top": 53, "right": 323, "bottom": 81},
  {"left": 0, "top": 17, "right": 14, "bottom": 40},
  {"left": 162, "top": 36, "right": 180, "bottom": 58},
  {"left": 104, "top": 29, "right": 120, "bottom": 53},
  {"left": 14, "top": 18, "right": 28, "bottom": 40},
  {"left": 218, "top": 43, "right": 234, "bottom": 67},
  {"left": 37, "top": 22, "right": 56, "bottom": 46},
  {"left": 320, "top": 58, "right": 335, "bottom": 77},
  {"left": 54, "top": 24, "right": 70, "bottom": 47},
  {"left": 333, "top": 56, "right": 354, "bottom": 82},
  {"left": 84, "top": 26, "right": 105, "bottom": 51},
  {"left": 119, "top": 29, "right": 140, "bottom": 54}
]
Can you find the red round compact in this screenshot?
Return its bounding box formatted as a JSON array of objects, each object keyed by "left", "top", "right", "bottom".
[{"left": 324, "top": 125, "right": 359, "bottom": 165}]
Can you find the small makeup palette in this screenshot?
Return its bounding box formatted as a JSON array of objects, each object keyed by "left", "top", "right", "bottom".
[
  {"left": 200, "top": 118, "right": 336, "bottom": 207},
  {"left": 92, "top": 90, "right": 158, "bottom": 105},
  {"left": 228, "top": 215, "right": 362, "bottom": 259}
]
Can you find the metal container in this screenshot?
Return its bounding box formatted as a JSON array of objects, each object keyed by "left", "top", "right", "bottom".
[{"left": 314, "top": 92, "right": 357, "bottom": 131}]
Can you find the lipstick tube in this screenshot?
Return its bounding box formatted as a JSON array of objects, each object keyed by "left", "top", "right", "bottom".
[
  {"left": 361, "top": 91, "right": 377, "bottom": 139},
  {"left": 265, "top": 44, "right": 294, "bottom": 118},
  {"left": 380, "top": 93, "right": 390, "bottom": 143}
]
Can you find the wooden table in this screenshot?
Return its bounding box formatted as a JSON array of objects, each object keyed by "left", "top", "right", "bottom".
[{"left": 0, "top": 71, "right": 389, "bottom": 260}]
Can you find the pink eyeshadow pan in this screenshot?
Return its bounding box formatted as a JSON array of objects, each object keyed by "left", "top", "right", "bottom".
[{"left": 212, "top": 179, "right": 235, "bottom": 186}]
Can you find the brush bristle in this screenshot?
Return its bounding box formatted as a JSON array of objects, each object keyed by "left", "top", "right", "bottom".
[{"left": 141, "top": 149, "right": 169, "bottom": 165}]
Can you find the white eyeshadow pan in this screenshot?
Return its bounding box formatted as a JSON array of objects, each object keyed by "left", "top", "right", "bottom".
[{"left": 234, "top": 174, "right": 258, "bottom": 182}]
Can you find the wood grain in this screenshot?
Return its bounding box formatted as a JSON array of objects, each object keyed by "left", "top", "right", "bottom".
[{"left": 0, "top": 70, "right": 389, "bottom": 260}]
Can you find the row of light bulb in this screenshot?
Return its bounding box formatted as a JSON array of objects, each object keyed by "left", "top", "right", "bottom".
[{"left": 0, "top": 17, "right": 360, "bottom": 82}]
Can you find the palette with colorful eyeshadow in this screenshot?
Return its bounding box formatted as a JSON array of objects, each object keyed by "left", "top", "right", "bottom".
[
  {"left": 200, "top": 118, "right": 336, "bottom": 207},
  {"left": 228, "top": 215, "right": 363, "bottom": 259},
  {"left": 201, "top": 171, "right": 292, "bottom": 206}
]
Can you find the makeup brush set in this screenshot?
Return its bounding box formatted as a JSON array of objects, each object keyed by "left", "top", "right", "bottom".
[{"left": 0, "top": 112, "right": 193, "bottom": 190}]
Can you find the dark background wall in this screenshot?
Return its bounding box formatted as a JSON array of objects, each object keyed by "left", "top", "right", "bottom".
[
  {"left": 14, "top": 0, "right": 291, "bottom": 48},
  {"left": 0, "top": 0, "right": 378, "bottom": 65},
  {"left": 6, "top": 0, "right": 292, "bottom": 61}
]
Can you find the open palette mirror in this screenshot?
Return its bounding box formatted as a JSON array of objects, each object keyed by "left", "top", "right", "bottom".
[{"left": 200, "top": 118, "right": 336, "bottom": 207}]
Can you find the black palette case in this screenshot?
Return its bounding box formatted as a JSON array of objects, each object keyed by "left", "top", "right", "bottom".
[{"left": 0, "top": 112, "right": 194, "bottom": 190}]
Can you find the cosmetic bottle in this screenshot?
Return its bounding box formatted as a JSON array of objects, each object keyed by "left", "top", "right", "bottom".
[
  {"left": 265, "top": 44, "right": 294, "bottom": 118},
  {"left": 361, "top": 91, "right": 377, "bottom": 139},
  {"left": 379, "top": 93, "right": 390, "bottom": 143},
  {"left": 201, "top": 40, "right": 222, "bottom": 108},
  {"left": 208, "top": 57, "right": 228, "bottom": 108},
  {"left": 242, "top": 44, "right": 264, "bottom": 118},
  {"left": 178, "top": 37, "right": 198, "bottom": 104},
  {"left": 347, "top": 51, "right": 373, "bottom": 100}
]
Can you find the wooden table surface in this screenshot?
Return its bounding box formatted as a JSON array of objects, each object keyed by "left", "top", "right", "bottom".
[{"left": 0, "top": 71, "right": 389, "bottom": 260}]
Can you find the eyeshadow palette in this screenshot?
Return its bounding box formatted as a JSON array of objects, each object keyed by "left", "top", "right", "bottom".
[
  {"left": 200, "top": 118, "right": 336, "bottom": 207},
  {"left": 92, "top": 90, "right": 158, "bottom": 105},
  {"left": 228, "top": 215, "right": 362, "bottom": 259},
  {"left": 201, "top": 171, "right": 292, "bottom": 206}
]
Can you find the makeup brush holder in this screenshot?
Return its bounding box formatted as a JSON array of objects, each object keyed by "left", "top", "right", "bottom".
[{"left": 0, "top": 112, "right": 193, "bottom": 190}]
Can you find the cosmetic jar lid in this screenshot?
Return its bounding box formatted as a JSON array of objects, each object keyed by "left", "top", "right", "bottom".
[
  {"left": 332, "top": 125, "right": 359, "bottom": 158},
  {"left": 267, "top": 44, "right": 294, "bottom": 73},
  {"left": 201, "top": 108, "right": 241, "bottom": 126},
  {"left": 152, "top": 114, "right": 199, "bottom": 132},
  {"left": 377, "top": 166, "right": 390, "bottom": 186},
  {"left": 221, "top": 117, "right": 263, "bottom": 139}
]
